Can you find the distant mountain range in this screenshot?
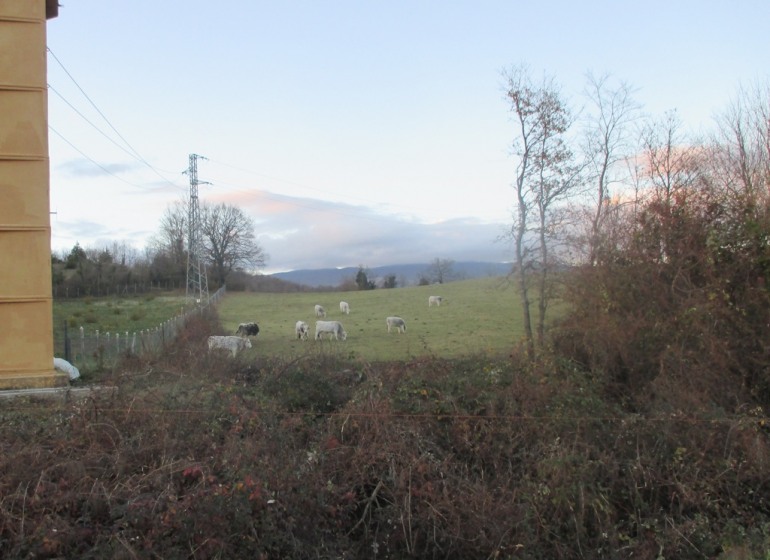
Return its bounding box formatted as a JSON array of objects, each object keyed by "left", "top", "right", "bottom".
[{"left": 269, "top": 261, "right": 513, "bottom": 288}]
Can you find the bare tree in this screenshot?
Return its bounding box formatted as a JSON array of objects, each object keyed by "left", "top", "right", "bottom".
[
  {"left": 149, "top": 199, "right": 188, "bottom": 284},
  {"left": 200, "top": 202, "right": 267, "bottom": 286},
  {"left": 581, "top": 72, "right": 641, "bottom": 265},
  {"left": 505, "top": 65, "right": 538, "bottom": 353},
  {"left": 505, "top": 65, "right": 579, "bottom": 352},
  {"left": 712, "top": 80, "right": 770, "bottom": 199},
  {"left": 425, "top": 258, "right": 456, "bottom": 284},
  {"left": 642, "top": 111, "right": 700, "bottom": 207},
  {"left": 109, "top": 241, "right": 140, "bottom": 268}
]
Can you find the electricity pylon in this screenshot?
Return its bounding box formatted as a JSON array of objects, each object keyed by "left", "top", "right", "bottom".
[{"left": 185, "top": 153, "right": 209, "bottom": 302}]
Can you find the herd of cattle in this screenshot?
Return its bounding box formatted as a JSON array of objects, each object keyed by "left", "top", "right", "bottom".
[{"left": 206, "top": 295, "right": 444, "bottom": 356}]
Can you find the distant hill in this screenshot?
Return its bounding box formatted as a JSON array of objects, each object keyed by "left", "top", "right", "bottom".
[{"left": 269, "top": 261, "right": 512, "bottom": 288}]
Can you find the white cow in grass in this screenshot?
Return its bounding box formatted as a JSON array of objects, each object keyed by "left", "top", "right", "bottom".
[
  {"left": 386, "top": 316, "right": 407, "bottom": 333},
  {"left": 314, "top": 304, "right": 327, "bottom": 318},
  {"left": 295, "top": 320, "right": 310, "bottom": 340},
  {"left": 339, "top": 301, "right": 350, "bottom": 314},
  {"left": 428, "top": 295, "right": 443, "bottom": 307},
  {"left": 208, "top": 335, "right": 252, "bottom": 357},
  {"left": 315, "top": 320, "right": 347, "bottom": 340}
]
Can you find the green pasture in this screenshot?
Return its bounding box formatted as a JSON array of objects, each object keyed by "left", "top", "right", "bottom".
[
  {"left": 217, "top": 276, "right": 526, "bottom": 361},
  {"left": 53, "top": 294, "right": 194, "bottom": 338}
]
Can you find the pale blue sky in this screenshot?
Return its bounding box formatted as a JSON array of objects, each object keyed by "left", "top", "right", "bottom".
[{"left": 46, "top": 1, "right": 769, "bottom": 272}]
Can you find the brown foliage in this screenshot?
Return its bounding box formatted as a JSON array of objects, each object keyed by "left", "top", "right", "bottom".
[
  {"left": 1, "top": 315, "right": 770, "bottom": 558},
  {"left": 555, "top": 160, "right": 770, "bottom": 413}
]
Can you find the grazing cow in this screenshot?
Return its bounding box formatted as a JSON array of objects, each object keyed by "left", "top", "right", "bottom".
[
  {"left": 314, "top": 304, "right": 327, "bottom": 318},
  {"left": 295, "top": 320, "right": 310, "bottom": 340},
  {"left": 315, "top": 320, "right": 347, "bottom": 341},
  {"left": 339, "top": 301, "right": 350, "bottom": 315},
  {"left": 428, "top": 295, "right": 443, "bottom": 307},
  {"left": 208, "top": 335, "right": 252, "bottom": 357},
  {"left": 386, "top": 316, "right": 407, "bottom": 333},
  {"left": 236, "top": 322, "right": 260, "bottom": 337}
]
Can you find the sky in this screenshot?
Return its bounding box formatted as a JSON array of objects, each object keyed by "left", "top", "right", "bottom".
[{"left": 45, "top": 1, "right": 770, "bottom": 273}]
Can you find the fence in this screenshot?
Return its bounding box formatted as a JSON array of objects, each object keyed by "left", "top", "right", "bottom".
[
  {"left": 53, "top": 280, "right": 193, "bottom": 299},
  {"left": 56, "top": 286, "right": 226, "bottom": 371}
]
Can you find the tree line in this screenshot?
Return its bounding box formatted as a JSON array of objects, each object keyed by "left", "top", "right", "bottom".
[
  {"left": 52, "top": 201, "right": 266, "bottom": 297},
  {"left": 52, "top": 196, "right": 462, "bottom": 297}
]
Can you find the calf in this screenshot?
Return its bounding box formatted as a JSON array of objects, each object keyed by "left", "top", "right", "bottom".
[
  {"left": 208, "top": 335, "right": 252, "bottom": 357},
  {"left": 339, "top": 301, "right": 350, "bottom": 314},
  {"left": 295, "top": 320, "right": 310, "bottom": 340},
  {"left": 314, "top": 304, "right": 327, "bottom": 318},
  {"left": 236, "top": 322, "right": 260, "bottom": 337},
  {"left": 428, "top": 295, "right": 443, "bottom": 307},
  {"left": 386, "top": 316, "right": 407, "bottom": 333},
  {"left": 315, "top": 320, "right": 347, "bottom": 341}
]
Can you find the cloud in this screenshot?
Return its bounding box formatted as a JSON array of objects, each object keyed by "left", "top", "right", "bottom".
[
  {"left": 51, "top": 219, "right": 155, "bottom": 254},
  {"left": 57, "top": 158, "right": 144, "bottom": 178},
  {"left": 210, "top": 189, "right": 513, "bottom": 272},
  {"left": 49, "top": 187, "right": 513, "bottom": 272}
]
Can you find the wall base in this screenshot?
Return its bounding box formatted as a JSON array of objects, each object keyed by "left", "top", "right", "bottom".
[{"left": 0, "top": 370, "right": 70, "bottom": 390}]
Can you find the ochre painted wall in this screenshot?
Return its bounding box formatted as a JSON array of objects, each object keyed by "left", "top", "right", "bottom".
[{"left": 0, "top": 2, "right": 67, "bottom": 388}]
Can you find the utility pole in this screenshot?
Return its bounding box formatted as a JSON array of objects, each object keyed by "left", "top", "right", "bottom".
[{"left": 186, "top": 153, "right": 209, "bottom": 302}]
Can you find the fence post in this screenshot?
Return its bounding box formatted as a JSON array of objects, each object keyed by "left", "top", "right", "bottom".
[
  {"left": 63, "top": 321, "right": 71, "bottom": 362},
  {"left": 79, "top": 326, "right": 85, "bottom": 362}
]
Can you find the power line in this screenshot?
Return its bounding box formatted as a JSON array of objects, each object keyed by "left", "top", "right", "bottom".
[
  {"left": 47, "top": 49, "right": 437, "bottom": 224},
  {"left": 48, "top": 83, "right": 145, "bottom": 162},
  {"left": 45, "top": 51, "right": 478, "bottom": 231},
  {"left": 48, "top": 125, "right": 157, "bottom": 189},
  {"left": 47, "top": 47, "right": 182, "bottom": 190}
]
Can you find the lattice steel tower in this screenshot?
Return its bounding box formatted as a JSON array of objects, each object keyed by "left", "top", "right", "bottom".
[{"left": 186, "top": 153, "right": 209, "bottom": 302}]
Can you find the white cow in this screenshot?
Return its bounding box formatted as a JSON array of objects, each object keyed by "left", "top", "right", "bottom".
[
  {"left": 315, "top": 320, "right": 347, "bottom": 341},
  {"left": 386, "top": 316, "right": 407, "bottom": 333},
  {"left": 339, "top": 301, "right": 350, "bottom": 315},
  {"left": 314, "top": 304, "right": 327, "bottom": 318},
  {"left": 208, "top": 335, "right": 252, "bottom": 357},
  {"left": 428, "top": 295, "right": 443, "bottom": 307},
  {"left": 295, "top": 320, "right": 310, "bottom": 340}
]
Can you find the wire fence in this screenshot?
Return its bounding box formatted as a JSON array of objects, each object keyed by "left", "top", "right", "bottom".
[
  {"left": 55, "top": 286, "right": 226, "bottom": 371},
  {"left": 53, "top": 280, "right": 191, "bottom": 299}
]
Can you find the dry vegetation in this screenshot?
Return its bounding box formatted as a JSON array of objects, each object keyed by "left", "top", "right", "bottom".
[
  {"left": 9, "top": 78, "right": 770, "bottom": 560},
  {"left": 1, "top": 310, "right": 769, "bottom": 559}
]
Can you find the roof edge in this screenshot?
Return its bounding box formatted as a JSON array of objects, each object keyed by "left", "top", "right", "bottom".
[{"left": 46, "top": 0, "right": 58, "bottom": 19}]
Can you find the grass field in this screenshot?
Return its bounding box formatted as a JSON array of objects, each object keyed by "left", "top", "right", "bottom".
[
  {"left": 217, "top": 276, "right": 525, "bottom": 361},
  {"left": 53, "top": 294, "right": 195, "bottom": 338}
]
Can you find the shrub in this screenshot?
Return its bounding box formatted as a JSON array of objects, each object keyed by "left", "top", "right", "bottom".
[
  {"left": 260, "top": 357, "right": 357, "bottom": 413},
  {"left": 129, "top": 310, "right": 146, "bottom": 321}
]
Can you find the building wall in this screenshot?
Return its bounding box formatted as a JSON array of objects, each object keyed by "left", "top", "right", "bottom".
[{"left": 0, "top": 1, "right": 67, "bottom": 388}]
